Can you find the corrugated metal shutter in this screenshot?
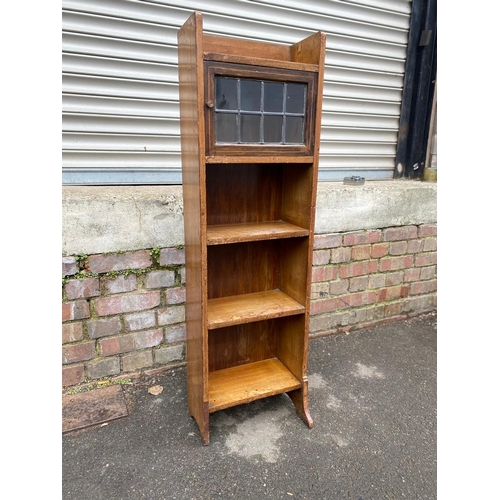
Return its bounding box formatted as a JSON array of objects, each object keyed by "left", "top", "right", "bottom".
[{"left": 62, "top": 0, "right": 412, "bottom": 184}]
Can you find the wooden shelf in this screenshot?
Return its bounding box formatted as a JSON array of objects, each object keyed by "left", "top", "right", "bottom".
[
  {"left": 208, "top": 358, "right": 301, "bottom": 412},
  {"left": 207, "top": 221, "right": 309, "bottom": 245},
  {"left": 207, "top": 290, "right": 305, "bottom": 329}
]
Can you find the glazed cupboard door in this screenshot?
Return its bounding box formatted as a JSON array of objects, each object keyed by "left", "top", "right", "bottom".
[
  {"left": 204, "top": 62, "right": 318, "bottom": 157},
  {"left": 178, "top": 11, "right": 325, "bottom": 445}
]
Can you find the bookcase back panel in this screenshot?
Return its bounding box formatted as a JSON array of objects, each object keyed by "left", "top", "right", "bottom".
[
  {"left": 206, "top": 163, "right": 314, "bottom": 229},
  {"left": 206, "top": 164, "right": 282, "bottom": 225},
  {"left": 208, "top": 320, "right": 277, "bottom": 372},
  {"left": 207, "top": 240, "right": 279, "bottom": 299},
  {"left": 207, "top": 238, "right": 309, "bottom": 302}
]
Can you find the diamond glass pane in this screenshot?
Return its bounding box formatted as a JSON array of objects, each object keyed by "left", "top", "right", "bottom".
[
  {"left": 285, "top": 116, "right": 304, "bottom": 144},
  {"left": 240, "top": 114, "right": 261, "bottom": 143},
  {"left": 241, "top": 80, "right": 261, "bottom": 111},
  {"left": 264, "top": 115, "right": 283, "bottom": 143},
  {"left": 286, "top": 83, "right": 306, "bottom": 114},
  {"left": 216, "top": 113, "right": 238, "bottom": 143},
  {"left": 263, "top": 82, "right": 284, "bottom": 112},
  {"left": 216, "top": 78, "right": 238, "bottom": 110}
]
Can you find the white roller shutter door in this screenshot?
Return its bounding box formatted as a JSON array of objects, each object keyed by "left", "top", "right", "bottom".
[{"left": 62, "top": 0, "right": 412, "bottom": 184}]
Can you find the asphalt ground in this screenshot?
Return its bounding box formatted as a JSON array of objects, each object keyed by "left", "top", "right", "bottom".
[{"left": 62, "top": 313, "right": 437, "bottom": 500}]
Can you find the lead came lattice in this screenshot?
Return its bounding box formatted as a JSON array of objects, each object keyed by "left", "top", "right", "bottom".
[{"left": 215, "top": 77, "right": 306, "bottom": 145}]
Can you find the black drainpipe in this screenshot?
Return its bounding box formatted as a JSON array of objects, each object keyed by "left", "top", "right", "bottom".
[{"left": 394, "top": 0, "right": 437, "bottom": 179}]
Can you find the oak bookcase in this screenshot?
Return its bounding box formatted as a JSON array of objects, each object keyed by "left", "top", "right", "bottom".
[{"left": 178, "top": 12, "right": 326, "bottom": 445}]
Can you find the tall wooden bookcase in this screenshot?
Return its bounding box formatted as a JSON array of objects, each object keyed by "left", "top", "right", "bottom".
[{"left": 178, "top": 12, "right": 326, "bottom": 445}]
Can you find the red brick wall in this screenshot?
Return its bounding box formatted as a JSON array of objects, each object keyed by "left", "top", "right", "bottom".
[
  {"left": 310, "top": 224, "right": 437, "bottom": 336},
  {"left": 62, "top": 224, "right": 437, "bottom": 388},
  {"left": 62, "top": 247, "right": 186, "bottom": 387}
]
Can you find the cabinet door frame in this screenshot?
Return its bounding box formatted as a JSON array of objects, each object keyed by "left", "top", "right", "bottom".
[{"left": 204, "top": 61, "right": 318, "bottom": 157}]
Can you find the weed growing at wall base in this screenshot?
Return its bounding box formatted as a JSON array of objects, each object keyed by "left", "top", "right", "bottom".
[
  {"left": 149, "top": 246, "right": 162, "bottom": 265},
  {"left": 65, "top": 378, "right": 132, "bottom": 395}
]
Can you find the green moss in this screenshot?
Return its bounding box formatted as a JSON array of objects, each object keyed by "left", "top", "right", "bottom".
[
  {"left": 64, "top": 378, "right": 132, "bottom": 395},
  {"left": 63, "top": 247, "right": 185, "bottom": 287},
  {"left": 75, "top": 270, "right": 99, "bottom": 280},
  {"left": 150, "top": 246, "right": 162, "bottom": 265}
]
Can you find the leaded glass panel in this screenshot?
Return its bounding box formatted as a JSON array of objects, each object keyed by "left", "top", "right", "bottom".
[{"left": 214, "top": 76, "right": 307, "bottom": 145}]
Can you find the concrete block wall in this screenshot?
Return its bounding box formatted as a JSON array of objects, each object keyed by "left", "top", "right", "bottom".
[{"left": 62, "top": 223, "right": 437, "bottom": 388}]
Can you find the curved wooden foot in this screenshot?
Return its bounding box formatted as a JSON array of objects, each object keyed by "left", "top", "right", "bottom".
[
  {"left": 189, "top": 402, "right": 210, "bottom": 445},
  {"left": 287, "top": 378, "right": 313, "bottom": 428}
]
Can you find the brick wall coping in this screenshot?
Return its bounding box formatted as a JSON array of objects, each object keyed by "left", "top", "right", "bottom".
[{"left": 63, "top": 180, "right": 436, "bottom": 256}]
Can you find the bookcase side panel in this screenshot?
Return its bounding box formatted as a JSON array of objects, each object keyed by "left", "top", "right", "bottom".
[
  {"left": 178, "top": 12, "right": 209, "bottom": 442},
  {"left": 276, "top": 314, "right": 307, "bottom": 380},
  {"left": 281, "top": 163, "right": 314, "bottom": 229},
  {"left": 278, "top": 237, "right": 310, "bottom": 306}
]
